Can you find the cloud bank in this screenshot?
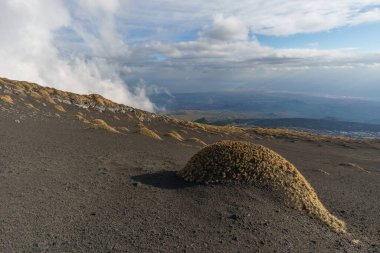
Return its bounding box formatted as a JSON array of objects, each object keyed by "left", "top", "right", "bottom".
[
  {"left": 121, "top": 0, "right": 380, "bottom": 36},
  {"left": 1, "top": 0, "right": 380, "bottom": 105},
  {"left": 124, "top": 13, "right": 380, "bottom": 98}
]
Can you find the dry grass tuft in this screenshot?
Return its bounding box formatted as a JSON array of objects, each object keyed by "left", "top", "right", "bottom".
[
  {"left": 116, "top": 127, "right": 130, "bottom": 133},
  {"left": 136, "top": 121, "right": 145, "bottom": 128},
  {"left": 30, "top": 92, "right": 43, "bottom": 100},
  {"left": 186, "top": 137, "right": 207, "bottom": 147},
  {"left": 0, "top": 77, "right": 130, "bottom": 113},
  {"left": 246, "top": 127, "right": 354, "bottom": 143},
  {"left": 174, "top": 119, "right": 366, "bottom": 144},
  {"left": 0, "top": 95, "right": 14, "bottom": 104},
  {"left": 38, "top": 89, "right": 50, "bottom": 97},
  {"left": 165, "top": 130, "right": 184, "bottom": 141},
  {"left": 44, "top": 96, "right": 56, "bottom": 104},
  {"left": 38, "top": 91, "right": 56, "bottom": 104},
  {"left": 54, "top": 104, "right": 66, "bottom": 112},
  {"left": 126, "top": 114, "right": 134, "bottom": 120},
  {"left": 24, "top": 103, "right": 36, "bottom": 110},
  {"left": 136, "top": 123, "right": 162, "bottom": 140},
  {"left": 177, "top": 120, "right": 248, "bottom": 137},
  {"left": 178, "top": 140, "right": 347, "bottom": 233},
  {"left": 93, "top": 119, "right": 119, "bottom": 134},
  {"left": 75, "top": 112, "right": 90, "bottom": 124}
]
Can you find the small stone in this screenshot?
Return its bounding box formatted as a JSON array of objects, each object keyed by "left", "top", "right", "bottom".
[{"left": 229, "top": 214, "right": 239, "bottom": 220}]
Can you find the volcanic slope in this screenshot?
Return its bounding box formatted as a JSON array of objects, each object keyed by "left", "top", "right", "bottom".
[{"left": 0, "top": 77, "right": 380, "bottom": 252}]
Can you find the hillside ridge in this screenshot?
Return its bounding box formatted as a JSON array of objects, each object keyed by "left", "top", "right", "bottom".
[{"left": 1, "top": 76, "right": 379, "bottom": 145}]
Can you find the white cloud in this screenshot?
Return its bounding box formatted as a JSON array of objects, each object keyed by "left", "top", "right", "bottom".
[
  {"left": 199, "top": 15, "right": 248, "bottom": 41},
  {"left": 120, "top": 0, "right": 380, "bottom": 36},
  {"left": 0, "top": 0, "right": 155, "bottom": 111},
  {"left": 350, "top": 7, "right": 380, "bottom": 25},
  {"left": 122, "top": 29, "right": 380, "bottom": 97},
  {"left": 78, "top": 0, "right": 120, "bottom": 13}
]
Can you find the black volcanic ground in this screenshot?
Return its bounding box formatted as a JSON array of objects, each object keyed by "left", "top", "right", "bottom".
[{"left": 1, "top": 78, "right": 380, "bottom": 252}]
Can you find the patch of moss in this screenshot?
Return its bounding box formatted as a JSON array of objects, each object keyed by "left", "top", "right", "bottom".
[{"left": 178, "top": 140, "right": 346, "bottom": 233}]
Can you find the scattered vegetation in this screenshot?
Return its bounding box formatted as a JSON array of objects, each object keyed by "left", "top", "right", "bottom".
[
  {"left": 0, "top": 77, "right": 127, "bottom": 111},
  {"left": 117, "top": 127, "right": 130, "bottom": 134},
  {"left": 165, "top": 130, "right": 184, "bottom": 141},
  {"left": 178, "top": 140, "right": 346, "bottom": 233},
  {"left": 0, "top": 95, "right": 14, "bottom": 104},
  {"left": 24, "top": 103, "right": 36, "bottom": 110},
  {"left": 54, "top": 104, "right": 66, "bottom": 112},
  {"left": 39, "top": 91, "right": 56, "bottom": 104},
  {"left": 75, "top": 112, "right": 90, "bottom": 124},
  {"left": 177, "top": 120, "right": 249, "bottom": 137},
  {"left": 30, "top": 92, "right": 43, "bottom": 100},
  {"left": 126, "top": 114, "right": 134, "bottom": 120},
  {"left": 245, "top": 127, "right": 355, "bottom": 143},
  {"left": 0, "top": 76, "right": 377, "bottom": 147},
  {"left": 186, "top": 137, "right": 207, "bottom": 146},
  {"left": 136, "top": 123, "right": 162, "bottom": 140},
  {"left": 92, "top": 119, "right": 119, "bottom": 134}
]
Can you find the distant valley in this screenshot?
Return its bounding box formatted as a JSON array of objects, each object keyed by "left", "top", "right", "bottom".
[
  {"left": 151, "top": 91, "right": 380, "bottom": 138},
  {"left": 196, "top": 117, "right": 380, "bottom": 139},
  {"left": 151, "top": 91, "right": 380, "bottom": 124}
]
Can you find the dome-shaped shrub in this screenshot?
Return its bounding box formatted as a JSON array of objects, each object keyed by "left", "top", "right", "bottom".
[{"left": 178, "top": 140, "right": 346, "bottom": 233}]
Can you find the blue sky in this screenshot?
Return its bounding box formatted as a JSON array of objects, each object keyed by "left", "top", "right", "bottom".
[
  {"left": 257, "top": 22, "right": 380, "bottom": 51},
  {"left": 1, "top": 0, "right": 380, "bottom": 111},
  {"left": 121, "top": 9, "right": 380, "bottom": 52}
]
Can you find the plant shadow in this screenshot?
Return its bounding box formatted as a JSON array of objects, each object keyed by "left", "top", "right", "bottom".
[{"left": 131, "top": 170, "right": 197, "bottom": 190}]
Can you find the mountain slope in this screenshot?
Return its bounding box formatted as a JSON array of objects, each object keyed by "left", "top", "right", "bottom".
[{"left": 1, "top": 77, "right": 379, "bottom": 252}]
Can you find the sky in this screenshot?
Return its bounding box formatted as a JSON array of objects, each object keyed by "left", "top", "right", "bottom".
[{"left": 1, "top": 0, "right": 380, "bottom": 111}]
